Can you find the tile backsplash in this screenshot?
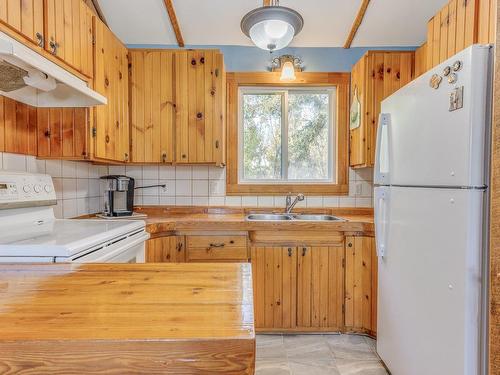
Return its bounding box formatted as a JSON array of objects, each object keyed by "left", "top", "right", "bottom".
[
  {"left": 0, "top": 151, "right": 374, "bottom": 219},
  {"left": 112, "top": 164, "right": 374, "bottom": 209}
]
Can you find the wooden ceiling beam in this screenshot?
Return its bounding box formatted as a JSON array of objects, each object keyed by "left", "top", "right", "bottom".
[
  {"left": 163, "top": 0, "right": 185, "bottom": 47},
  {"left": 343, "top": 0, "right": 371, "bottom": 49}
]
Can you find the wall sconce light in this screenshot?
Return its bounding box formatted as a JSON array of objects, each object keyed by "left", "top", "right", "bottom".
[{"left": 270, "top": 55, "right": 303, "bottom": 81}]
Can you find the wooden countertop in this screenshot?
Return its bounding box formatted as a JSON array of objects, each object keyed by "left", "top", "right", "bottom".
[
  {"left": 134, "top": 206, "right": 374, "bottom": 236},
  {"left": 0, "top": 263, "right": 255, "bottom": 374}
]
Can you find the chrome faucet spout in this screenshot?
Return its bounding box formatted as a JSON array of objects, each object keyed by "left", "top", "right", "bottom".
[{"left": 285, "top": 193, "right": 305, "bottom": 214}]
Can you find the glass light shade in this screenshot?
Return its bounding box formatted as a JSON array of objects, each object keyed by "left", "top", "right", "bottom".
[
  {"left": 249, "top": 20, "right": 295, "bottom": 51},
  {"left": 280, "top": 61, "right": 296, "bottom": 81}
]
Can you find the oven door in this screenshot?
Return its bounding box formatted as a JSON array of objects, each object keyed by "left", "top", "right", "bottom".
[{"left": 68, "top": 231, "right": 149, "bottom": 263}]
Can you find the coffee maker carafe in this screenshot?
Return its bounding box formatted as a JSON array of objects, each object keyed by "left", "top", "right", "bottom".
[{"left": 100, "top": 175, "right": 134, "bottom": 217}]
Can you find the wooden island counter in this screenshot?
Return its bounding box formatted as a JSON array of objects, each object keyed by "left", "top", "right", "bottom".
[{"left": 0, "top": 263, "right": 255, "bottom": 374}]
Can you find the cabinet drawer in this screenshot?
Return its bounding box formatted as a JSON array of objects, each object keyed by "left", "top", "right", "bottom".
[
  {"left": 187, "top": 247, "right": 249, "bottom": 262},
  {"left": 186, "top": 235, "right": 247, "bottom": 249}
]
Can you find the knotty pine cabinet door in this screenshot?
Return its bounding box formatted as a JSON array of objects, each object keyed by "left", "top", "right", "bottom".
[
  {"left": 93, "top": 18, "right": 129, "bottom": 163},
  {"left": 129, "top": 50, "right": 175, "bottom": 163},
  {"left": 44, "top": 0, "right": 93, "bottom": 78},
  {"left": 146, "top": 236, "right": 186, "bottom": 263},
  {"left": 344, "top": 236, "right": 377, "bottom": 335},
  {"left": 296, "top": 245, "right": 344, "bottom": 330},
  {"left": 251, "top": 246, "right": 297, "bottom": 330},
  {"left": 175, "top": 50, "right": 225, "bottom": 165},
  {"left": 37, "top": 107, "right": 88, "bottom": 159},
  {"left": 350, "top": 51, "right": 414, "bottom": 169},
  {"left": 0, "top": 0, "right": 44, "bottom": 47},
  {"left": 0, "top": 96, "right": 37, "bottom": 155}
]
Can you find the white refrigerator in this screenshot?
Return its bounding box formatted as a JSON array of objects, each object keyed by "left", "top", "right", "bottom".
[{"left": 374, "top": 44, "right": 491, "bottom": 375}]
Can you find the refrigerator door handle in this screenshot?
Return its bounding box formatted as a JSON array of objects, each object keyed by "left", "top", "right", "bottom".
[
  {"left": 374, "top": 186, "right": 390, "bottom": 258},
  {"left": 374, "top": 113, "right": 391, "bottom": 185}
]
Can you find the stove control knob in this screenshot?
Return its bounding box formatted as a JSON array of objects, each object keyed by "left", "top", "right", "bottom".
[
  {"left": 44, "top": 185, "right": 53, "bottom": 193},
  {"left": 34, "top": 184, "right": 42, "bottom": 193},
  {"left": 23, "top": 185, "right": 31, "bottom": 193}
]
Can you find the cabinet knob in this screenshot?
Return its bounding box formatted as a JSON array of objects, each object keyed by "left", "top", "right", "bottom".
[
  {"left": 191, "top": 59, "right": 197, "bottom": 66},
  {"left": 215, "top": 140, "right": 220, "bottom": 149},
  {"left": 288, "top": 248, "right": 293, "bottom": 257},
  {"left": 105, "top": 77, "right": 109, "bottom": 87},
  {"left": 162, "top": 152, "right": 167, "bottom": 163},
  {"left": 105, "top": 135, "right": 110, "bottom": 143},
  {"left": 49, "top": 40, "right": 59, "bottom": 55},
  {"left": 36, "top": 32, "right": 44, "bottom": 48},
  {"left": 210, "top": 89, "right": 216, "bottom": 96},
  {"left": 196, "top": 112, "right": 203, "bottom": 119},
  {"left": 44, "top": 130, "right": 51, "bottom": 138},
  {"left": 124, "top": 153, "right": 129, "bottom": 162},
  {"left": 182, "top": 154, "right": 187, "bottom": 159},
  {"left": 200, "top": 57, "right": 205, "bottom": 64},
  {"left": 348, "top": 242, "right": 353, "bottom": 248},
  {"left": 302, "top": 247, "right": 307, "bottom": 257}
]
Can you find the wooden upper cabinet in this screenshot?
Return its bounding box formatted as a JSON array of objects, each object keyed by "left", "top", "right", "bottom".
[
  {"left": 424, "top": 0, "right": 496, "bottom": 72},
  {"left": 349, "top": 51, "right": 414, "bottom": 169},
  {"left": 129, "top": 50, "right": 175, "bottom": 164},
  {"left": 296, "top": 245, "right": 344, "bottom": 330},
  {"left": 175, "top": 50, "right": 226, "bottom": 165},
  {"left": 93, "top": 18, "right": 129, "bottom": 162},
  {"left": 44, "top": 0, "right": 94, "bottom": 78},
  {"left": 0, "top": 0, "right": 44, "bottom": 46}
]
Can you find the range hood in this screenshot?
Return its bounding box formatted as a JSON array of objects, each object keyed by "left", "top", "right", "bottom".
[{"left": 0, "top": 31, "right": 107, "bottom": 107}]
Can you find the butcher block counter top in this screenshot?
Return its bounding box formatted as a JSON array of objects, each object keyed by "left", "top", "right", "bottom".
[
  {"left": 134, "top": 206, "right": 374, "bottom": 236},
  {"left": 0, "top": 263, "right": 255, "bottom": 374}
]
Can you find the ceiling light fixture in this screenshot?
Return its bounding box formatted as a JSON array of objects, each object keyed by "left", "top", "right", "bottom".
[
  {"left": 241, "top": 0, "right": 304, "bottom": 52},
  {"left": 271, "top": 55, "right": 303, "bottom": 81}
]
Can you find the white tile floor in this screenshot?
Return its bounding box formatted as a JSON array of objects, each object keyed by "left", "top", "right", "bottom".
[{"left": 256, "top": 334, "right": 388, "bottom": 375}]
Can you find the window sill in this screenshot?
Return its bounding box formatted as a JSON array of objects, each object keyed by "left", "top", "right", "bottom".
[{"left": 226, "top": 182, "right": 349, "bottom": 196}]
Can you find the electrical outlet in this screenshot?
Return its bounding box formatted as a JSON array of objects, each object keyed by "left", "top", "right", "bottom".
[{"left": 355, "top": 182, "right": 363, "bottom": 196}]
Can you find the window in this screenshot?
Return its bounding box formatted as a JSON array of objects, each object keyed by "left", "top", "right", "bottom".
[
  {"left": 225, "top": 72, "right": 349, "bottom": 196},
  {"left": 238, "top": 87, "right": 336, "bottom": 184}
]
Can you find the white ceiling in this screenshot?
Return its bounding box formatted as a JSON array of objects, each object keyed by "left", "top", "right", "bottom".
[{"left": 97, "top": 0, "right": 449, "bottom": 47}]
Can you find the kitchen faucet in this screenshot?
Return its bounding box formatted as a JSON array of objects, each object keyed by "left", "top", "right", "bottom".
[{"left": 285, "top": 193, "right": 305, "bottom": 214}]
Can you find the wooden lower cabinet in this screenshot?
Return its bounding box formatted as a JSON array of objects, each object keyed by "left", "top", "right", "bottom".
[
  {"left": 145, "top": 236, "right": 185, "bottom": 263},
  {"left": 251, "top": 246, "right": 297, "bottom": 330},
  {"left": 252, "top": 245, "right": 344, "bottom": 332},
  {"left": 344, "top": 236, "right": 378, "bottom": 335},
  {"left": 297, "top": 246, "right": 344, "bottom": 330}
]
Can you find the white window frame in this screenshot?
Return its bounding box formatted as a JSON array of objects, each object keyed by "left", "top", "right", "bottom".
[{"left": 238, "top": 86, "right": 336, "bottom": 184}]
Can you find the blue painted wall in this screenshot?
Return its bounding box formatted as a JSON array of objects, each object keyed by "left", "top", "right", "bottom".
[{"left": 127, "top": 44, "right": 416, "bottom": 72}]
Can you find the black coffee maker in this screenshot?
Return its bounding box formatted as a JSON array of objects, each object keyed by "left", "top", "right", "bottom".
[{"left": 100, "top": 175, "right": 134, "bottom": 217}]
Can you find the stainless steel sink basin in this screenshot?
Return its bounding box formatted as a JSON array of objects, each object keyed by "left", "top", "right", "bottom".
[
  {"left": 245, "top": 213, "right": 345, "bottom": 222},
  {"left": 246, "top": 214, "right": 293, "bottom": 221},
  {"left": 292, "top": 214, "right": 344, "bottom": 221}
]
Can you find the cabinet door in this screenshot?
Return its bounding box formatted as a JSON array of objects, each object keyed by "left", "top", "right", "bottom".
[
  {"left": 344, "top": 236, "right": 377, "bottom": 334},
  {"left": 0, "top": 96, "right": 37, "bottom": 155},
  {"left": 251, "top": 246, "right": 297, "bottom": 330},
  {"left": 349, "top": 56, "right": 366, "bottom": 167},
  {"left": 297, "top": 246, "right": 344, "bottom": 330},
  {"left": 175, "top": 50, "right": 225, "bottom": 164},
  {"left": 44, "top": 0, "right": 93, "bottom": 78},
  {"left": 0, "top": 0, "right": 44, "bottom": 46},
  {"left": 146, "top": 236, "right": 186, "bottom": 263},
  {"left": 93, "top": 18, "right": 129, "bottom": 162},
  {"left": 37, "top": 107, "right": 88, "bottom": 159},
  {"left": 129, "top": 50, "right": 175, "bottom": 163}
]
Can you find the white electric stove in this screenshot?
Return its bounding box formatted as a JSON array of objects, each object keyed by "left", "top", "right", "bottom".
[{"left": 0, "top": 171, "right": 149, "bottom": 263}]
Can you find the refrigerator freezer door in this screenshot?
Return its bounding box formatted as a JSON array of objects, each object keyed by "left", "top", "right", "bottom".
[
  {"left": 378, "top": 45, "right": 491, "bottom": 188},
  {"left": 377, "top": 186, "right": 484, "bottom": 375}
]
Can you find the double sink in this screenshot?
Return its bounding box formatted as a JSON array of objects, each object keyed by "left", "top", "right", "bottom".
[{"left": 246, "top": 213, "right": 345, "bottom": 222}]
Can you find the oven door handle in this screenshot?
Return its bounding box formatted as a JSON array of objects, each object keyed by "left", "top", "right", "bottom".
[{"left": 71, "top": 232, "right": 149, "bottom": 263}]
